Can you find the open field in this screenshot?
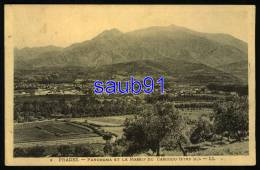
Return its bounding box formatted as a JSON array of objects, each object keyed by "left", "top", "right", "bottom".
[
  {"left": 179, "top": 108, "right": 213, "bottom": 120},
  {"left": 70, "top": 115, "right": 133, "bottom": 127},
  {"left": 102, "top": 127, "right": 124, "bottom": 137},
  {"left": 84, "top": 115, "right": 133, "bottom": 126},
  {"left": 71, "top": 115, "right": 132, "bottom": 137},
  {"left": 139, "top": 141, "right": 249, "bottom": 156},
  {"left": 189, "top": 141, "right": 249, "bottom": 156},
  {"left": 15, "top": 136, "right": 105, "bottom": 148},
  {"left": 14, "top": 120, "right": 101, "bottom": 144},
  {"left": 14, "top": 115, "right": 132, "bottom": 148}
]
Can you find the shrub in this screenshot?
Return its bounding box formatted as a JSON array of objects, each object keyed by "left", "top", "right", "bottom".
[
  {"left": 190, "top": 114, "right": 214, "bottom": 144},
  {"left": 213, "top": 96, "right": 248, "bottom": 140},
  {"left": 57, "top": 145, "right": 74, "bottom": 157}
]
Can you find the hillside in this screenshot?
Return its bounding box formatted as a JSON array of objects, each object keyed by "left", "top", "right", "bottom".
[
  {"left": 87, "top": 58, "right": 242, "bottom": 85},
  {"left": 14, "top": 45, "right": 63, "bottom": 69},
  {"left": 217, "top": 60, "right": 248, "bottom": 84},
  {"left": 14, "top": 57, "right": 242, "bottom": 86}
]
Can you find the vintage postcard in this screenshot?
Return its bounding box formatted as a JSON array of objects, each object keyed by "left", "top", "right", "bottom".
[{"left": 5, "top": 5, "right": 255, "bottom": 166}]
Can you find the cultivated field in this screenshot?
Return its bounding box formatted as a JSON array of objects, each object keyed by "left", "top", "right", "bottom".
[
  {"left": 15, "top": 110, "right": 212, "bottom": 148},
  {"left": 14, "top": 120, "right": 104, "bottom": 148},
  {"left": 14, "top": 115, "right": 133, "bottom": 148}
]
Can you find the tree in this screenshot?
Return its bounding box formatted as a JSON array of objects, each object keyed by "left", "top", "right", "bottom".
[
  {"left": 213, "top": 96, "right": 248, "bottom": 141},
  {"left": 14, "top": 147, "right": 27, "bottom": 157},
  {"left": 103, "top": 143, "right": 113, "bottom": 155},
  {"left": 74, "top": 145, "right": 100, "bottom": 157},
  {"left": 103, "top": 133, "right": 113, "bottom": 141},
  {"left": 123, "top": 102, "right": 188, "bottom": 156},
  {"left": 26, "top": 146, "right": 46, "bottom": 157},
  {"left": 57, "top": 145, "right": 73, "bottom": 156},
  {"left": 103, "top": 137, "right": 128, "bottom": 156}
]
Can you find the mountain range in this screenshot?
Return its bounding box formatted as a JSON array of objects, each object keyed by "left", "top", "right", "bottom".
[{"left": 14, "top": 24, "right": 248, "bottom": 84}]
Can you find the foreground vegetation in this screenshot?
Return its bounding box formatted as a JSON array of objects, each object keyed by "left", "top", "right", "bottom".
[{"left": 14, "top": 93, "right": 249, "bottom": 157}]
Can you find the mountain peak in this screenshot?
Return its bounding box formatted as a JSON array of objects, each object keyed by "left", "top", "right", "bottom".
[
  {"left": 167, "top": 24, "right": 191, "bottom": 31},
  {"left": 94, "top": 28, "right": 123, "bottom": 39},
  {"left": 108, "top": 28, "right": 122, "bottom": 33},
  {"left": 167, "top": 24, "right": 178, "bottom": 27}
]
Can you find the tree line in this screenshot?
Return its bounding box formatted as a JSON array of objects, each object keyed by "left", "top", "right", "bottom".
[{"left": 14, "top": 95, "right": 143, "bottom": 122}]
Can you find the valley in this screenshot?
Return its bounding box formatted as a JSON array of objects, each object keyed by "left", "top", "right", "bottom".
[{"left": 13, "top": 24, "right": 249, "bottom": 157}]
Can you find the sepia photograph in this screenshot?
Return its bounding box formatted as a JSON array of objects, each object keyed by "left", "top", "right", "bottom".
[{"left": 4, "top": 5, "right": 255, "bottom": 166}]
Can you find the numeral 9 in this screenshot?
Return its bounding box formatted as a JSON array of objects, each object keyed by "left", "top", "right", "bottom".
[{"left": 143, "top": 76, "right": 154, "bottom": 94}]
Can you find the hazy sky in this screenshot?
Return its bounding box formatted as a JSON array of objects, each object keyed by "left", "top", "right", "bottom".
[{"left": 5, "top": 5, "right": 253, "bottom": 49}]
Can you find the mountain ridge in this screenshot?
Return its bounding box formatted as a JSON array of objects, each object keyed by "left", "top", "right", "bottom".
[{"left": 14, "top": 25, "right": 248, "bottom": 83}]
